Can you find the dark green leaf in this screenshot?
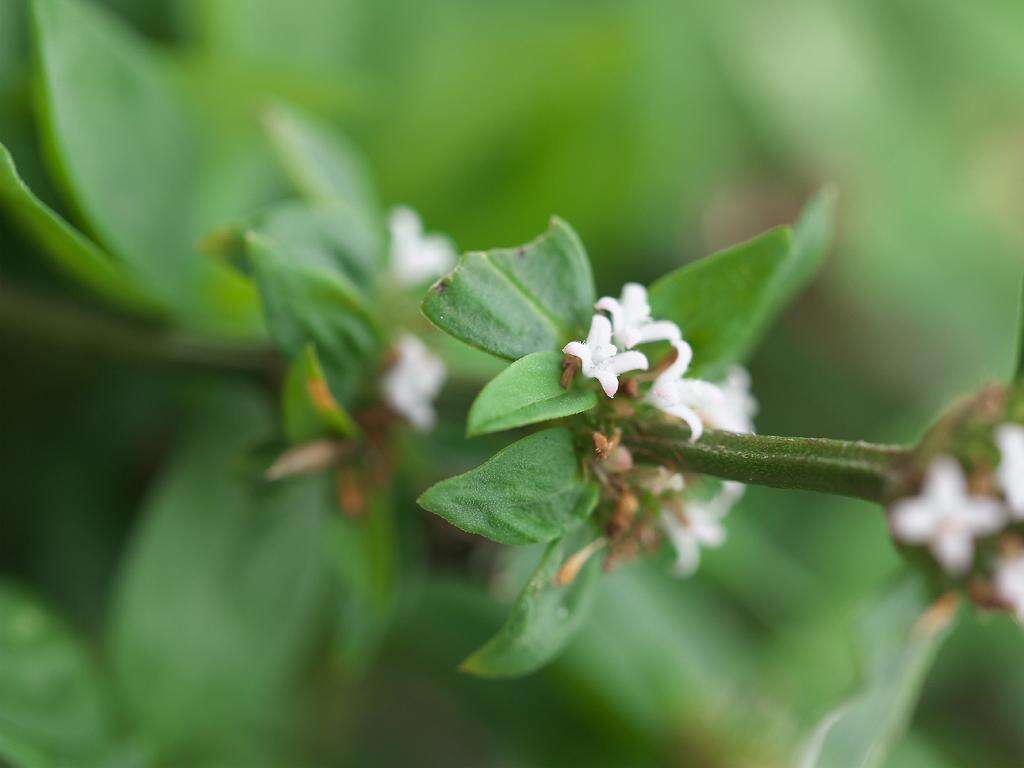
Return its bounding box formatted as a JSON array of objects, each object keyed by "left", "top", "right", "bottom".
[
  {"left": 246, "top": 230, "right": 381, "bottom": 404},
  {"left": 282, "top": 344, "right": 360, "bottom": 442},
  {"left": 252, "top": 201, "right": 383, "bottom": 292},
  {"left": 31, "top": 0, "right": 200, "bottom": 311},
  {"left": 0, "top": 584, "right": 113, "bottom": 767},
  {"left": 422, "top": 217, "right": 596, "bottom": 360},
  {"left": 467, "top": 350, "right": 598, "bottom": 437},
  {"left": 796, "top": 575, "right": 957, "bottom": 768},
  {"left": 324, "top": 489, "right": 396, "bottom": 676},
  {"left": 461, "top": 528, "right": 601, "bottom": 678},
  {"left": 110, "top": 390, "right": 333, "bottom": 761},
  {"left": 417, "top": 427, "right": 598, "bottom": 545},
  {"left": 649, "top": 189, "right": 836, "bottom": 378},
  {"left": 263, "top": 102, "right": 380, "bottom": 229},
  {"left": 0, "top": 142, "right": 159, "bottom": 315}
]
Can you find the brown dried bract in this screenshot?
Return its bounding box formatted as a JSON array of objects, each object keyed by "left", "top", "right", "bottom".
[{"left": 561, "top": 353, "right": 582, "bottom": 389}]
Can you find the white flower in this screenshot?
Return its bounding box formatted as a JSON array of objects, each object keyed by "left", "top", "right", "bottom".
[
  {"left": 996, "top": 424, "right": 1024, "bottom": 518},
  {"left": 382, "top": 334, "right": 446, "bottom": 430},
  {"left": 995, "top": 550, "right": 1024, "bottom": 623},
  {"left": 563, "top": 314, "right": 648, "bottom": 398},
  {"left": 719, "top": 366, "right": 758, "bottom": 435},
  {"left": 641, "top": 467, "right": 685, "bottom": 496},
  {"left": 595, "top": 283, "right": 681, "bottom": 349},
  {"left": 659, "top": 481, "right": 743, "bottom": 577},
  {"left": 646, "top": 340, "right": 754, "bottom": 441},
  {"left": 388, "top": 206, "right": 456, "bottom": 286},
  {"left": 889, "top": 457, "right": 1006, "bottom": 575}
]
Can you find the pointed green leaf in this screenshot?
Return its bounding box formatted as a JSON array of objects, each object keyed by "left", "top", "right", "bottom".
[
  {"left": 0, "top": 143, "right": 160, "bottom": 315},
  {"left": 418, "top": 427, "right": 599, "bottom": 545},
  {"left": 422, "top": 217, "right": 596, "bottom": 360},
  {"left": 31, "top": 0, "right": 201, "bottom": 310},
  {"left": 0, "top": 584, "right": 114, "bottom": 767},
  {"left": 263, "top": 102, "right": 380, "bottom": 229},
  {"left": 246, "top": 230, "right": 381, "bottom": 404},
  {"left": 467, "top": 350, "right": 598, "bottom": 437},
  {"left": 282, "top": 344, "right": 360, "bottom": 442},
  {"left": 797, "top": 575, "right": 958, "bottom": 768},
  {"left": 649, "top": 189, "right": 836, "bottom": 378},
  {"left": 461, "top": 528, "right": 601, "bottom": 678}
]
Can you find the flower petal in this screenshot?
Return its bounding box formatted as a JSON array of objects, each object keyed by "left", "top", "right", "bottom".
[
  {"left": 586, "top": 314, "right": 613, "bottom": 349},
  {"left": 636, "top": 320, "right": 682, "bottom": 345},
  {"left": 595, "top": 370, "right": 619, "bottom": 398},
  {"left": 889, "top": 499, "right": 937, "bottom": 543},
  {"left": 608, "top": 350, "right": 649, "bottom": 375},
  {"left": 931, "top": 530, "right": 974, "bottom": 575}
]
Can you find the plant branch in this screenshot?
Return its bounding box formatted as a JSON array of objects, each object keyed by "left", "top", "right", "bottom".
[
  {"left": 0, "top": 283, "right": 281, "bottom": 380},
  {"left": 624, "top": 423, "right": 910, "bottom": 503}
]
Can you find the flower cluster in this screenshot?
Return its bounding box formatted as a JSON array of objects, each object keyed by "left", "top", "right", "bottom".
[
  {"left": 563, "top": 283, "right": 757, "bottom": 441},
  {"left": 380, "top": 207, "right": 451, "bottom": 430},
  {"left": 564, "top": 283, "right": 759, "bottom": 577},
  {"left": 890, "top": 424, "right": 1024, "bottom": 619}
]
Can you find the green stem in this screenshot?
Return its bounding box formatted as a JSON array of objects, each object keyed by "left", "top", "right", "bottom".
[
  {"left": 624, "top": 423, "right": 910, "bottom": 503},
  {"left": 0, "top": 284, "right": 281, "bottom": 379}
]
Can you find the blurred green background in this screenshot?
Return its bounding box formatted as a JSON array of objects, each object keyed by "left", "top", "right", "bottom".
[{"left": 2, "top": 0, "right": 1024, "bottom": 766}]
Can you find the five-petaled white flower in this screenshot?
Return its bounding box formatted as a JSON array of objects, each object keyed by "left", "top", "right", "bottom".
[
  {"left": 382, "top": 334, "right": 446, "bottom": 431},
  {"left": 659, "top": 481, "right": 745, "bottom": 577},
  {"left": 996, "top": 424, "right": 1024, "bottom": 518},
  {"left": 595, "top": 283, "right": 682, "bottom": 349},
  {"left": 563, "top": 315, "right": 648, "bottom": 398},
  {"left": 995, "top": 549, "right": 1024, "bottom": 624},
  {"left": 388, "top": 206, "right": 457, "bottom": 286},
  {"left": 889, "top": 457, "right": 1005, "bottom": 575},
  {"left": 646, "top": 341, "right": 755, "bottom": 441}
]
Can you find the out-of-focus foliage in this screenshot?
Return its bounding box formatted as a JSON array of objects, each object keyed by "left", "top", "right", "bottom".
[{"left": 2, "top": 0, "right": 1024, "bottom": 766}]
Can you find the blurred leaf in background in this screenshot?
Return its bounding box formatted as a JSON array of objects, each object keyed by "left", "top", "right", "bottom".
[{"left": 2, "top": 0, "right": 1024, "bottom": 766}]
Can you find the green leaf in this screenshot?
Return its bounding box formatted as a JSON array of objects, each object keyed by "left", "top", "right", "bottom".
[
  {"left": 796, "top": 575, "right": 958, "bottom": 768},
  {"left": 0, "top": 143, "right": 160, "bottom": 315},
  {"left": 252, "top": 200, "right": 383, "bottom": 292},
  {"left": 421, "top": 217, "right": 596, "bottom": 360},
  {"left": 110, "top": 389, "right": 333, "bottom": 762},
  {"left": 417, "top": 427, "right": 598, "bottom": 545},
  {"left": 246, "top": 230, "right": 381, "bottom": 404},
  {"left": 467, "top": 351, "right": 598, "bottom": 437},
  {"left": 30, "top": 0, "right": 201, "bottom": 311},
  {"left": 263, "top": 102, "right": 380, "bottom": 229},
  {"left": 649, "top": 189, "right": 836, "bottom": 378},
  {"left": 461, "top": 528, "right": 601, "bottom": 678},
  {"left": 0, "top": 584, "right": 114, "bottom": 767},
  {"left": 324, "top": 489, "right": 397, "bottom": 676},
  {"left": 282, "top": 344, "right": 360, "bottom": 442}
]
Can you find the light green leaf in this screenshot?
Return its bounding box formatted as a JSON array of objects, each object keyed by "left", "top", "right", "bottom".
[
  {"left": 796, "top": 575, "right": 958, "bottom": 768},
  {"left": 0, "top": 584, "right": 113, "bottom": 767},
  {"left": 282, "top": 344, "right": 360, "bottom": 442},
  {"left": 467, "top": 350, "right": 598, "bottom": 437},
  {"left": 246, "top": 230, "right": 381, "bottom": 404},
  {"left": 417, "top": 427, "right": 599, "bottom": 545},
  {"left": 461, "top": 528, "right": 601, "bottom": 678},
  {"left": 110, "top": 390, "right": 333, "bottom": 762},
  {"left": 31, "top": 0, "right": 200, "bottom": 311},
  {"left": 422, "top": 217, "right": 596, "bottom": 360},
  {"left": 649, "top": 189, "right": 836, "bottom": 378},
  {"left": 0, "top": 143, "right": 159, "bottom": 315},
  {"left": 263, "top": 102, "right": 380, "bottom": 229}
]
